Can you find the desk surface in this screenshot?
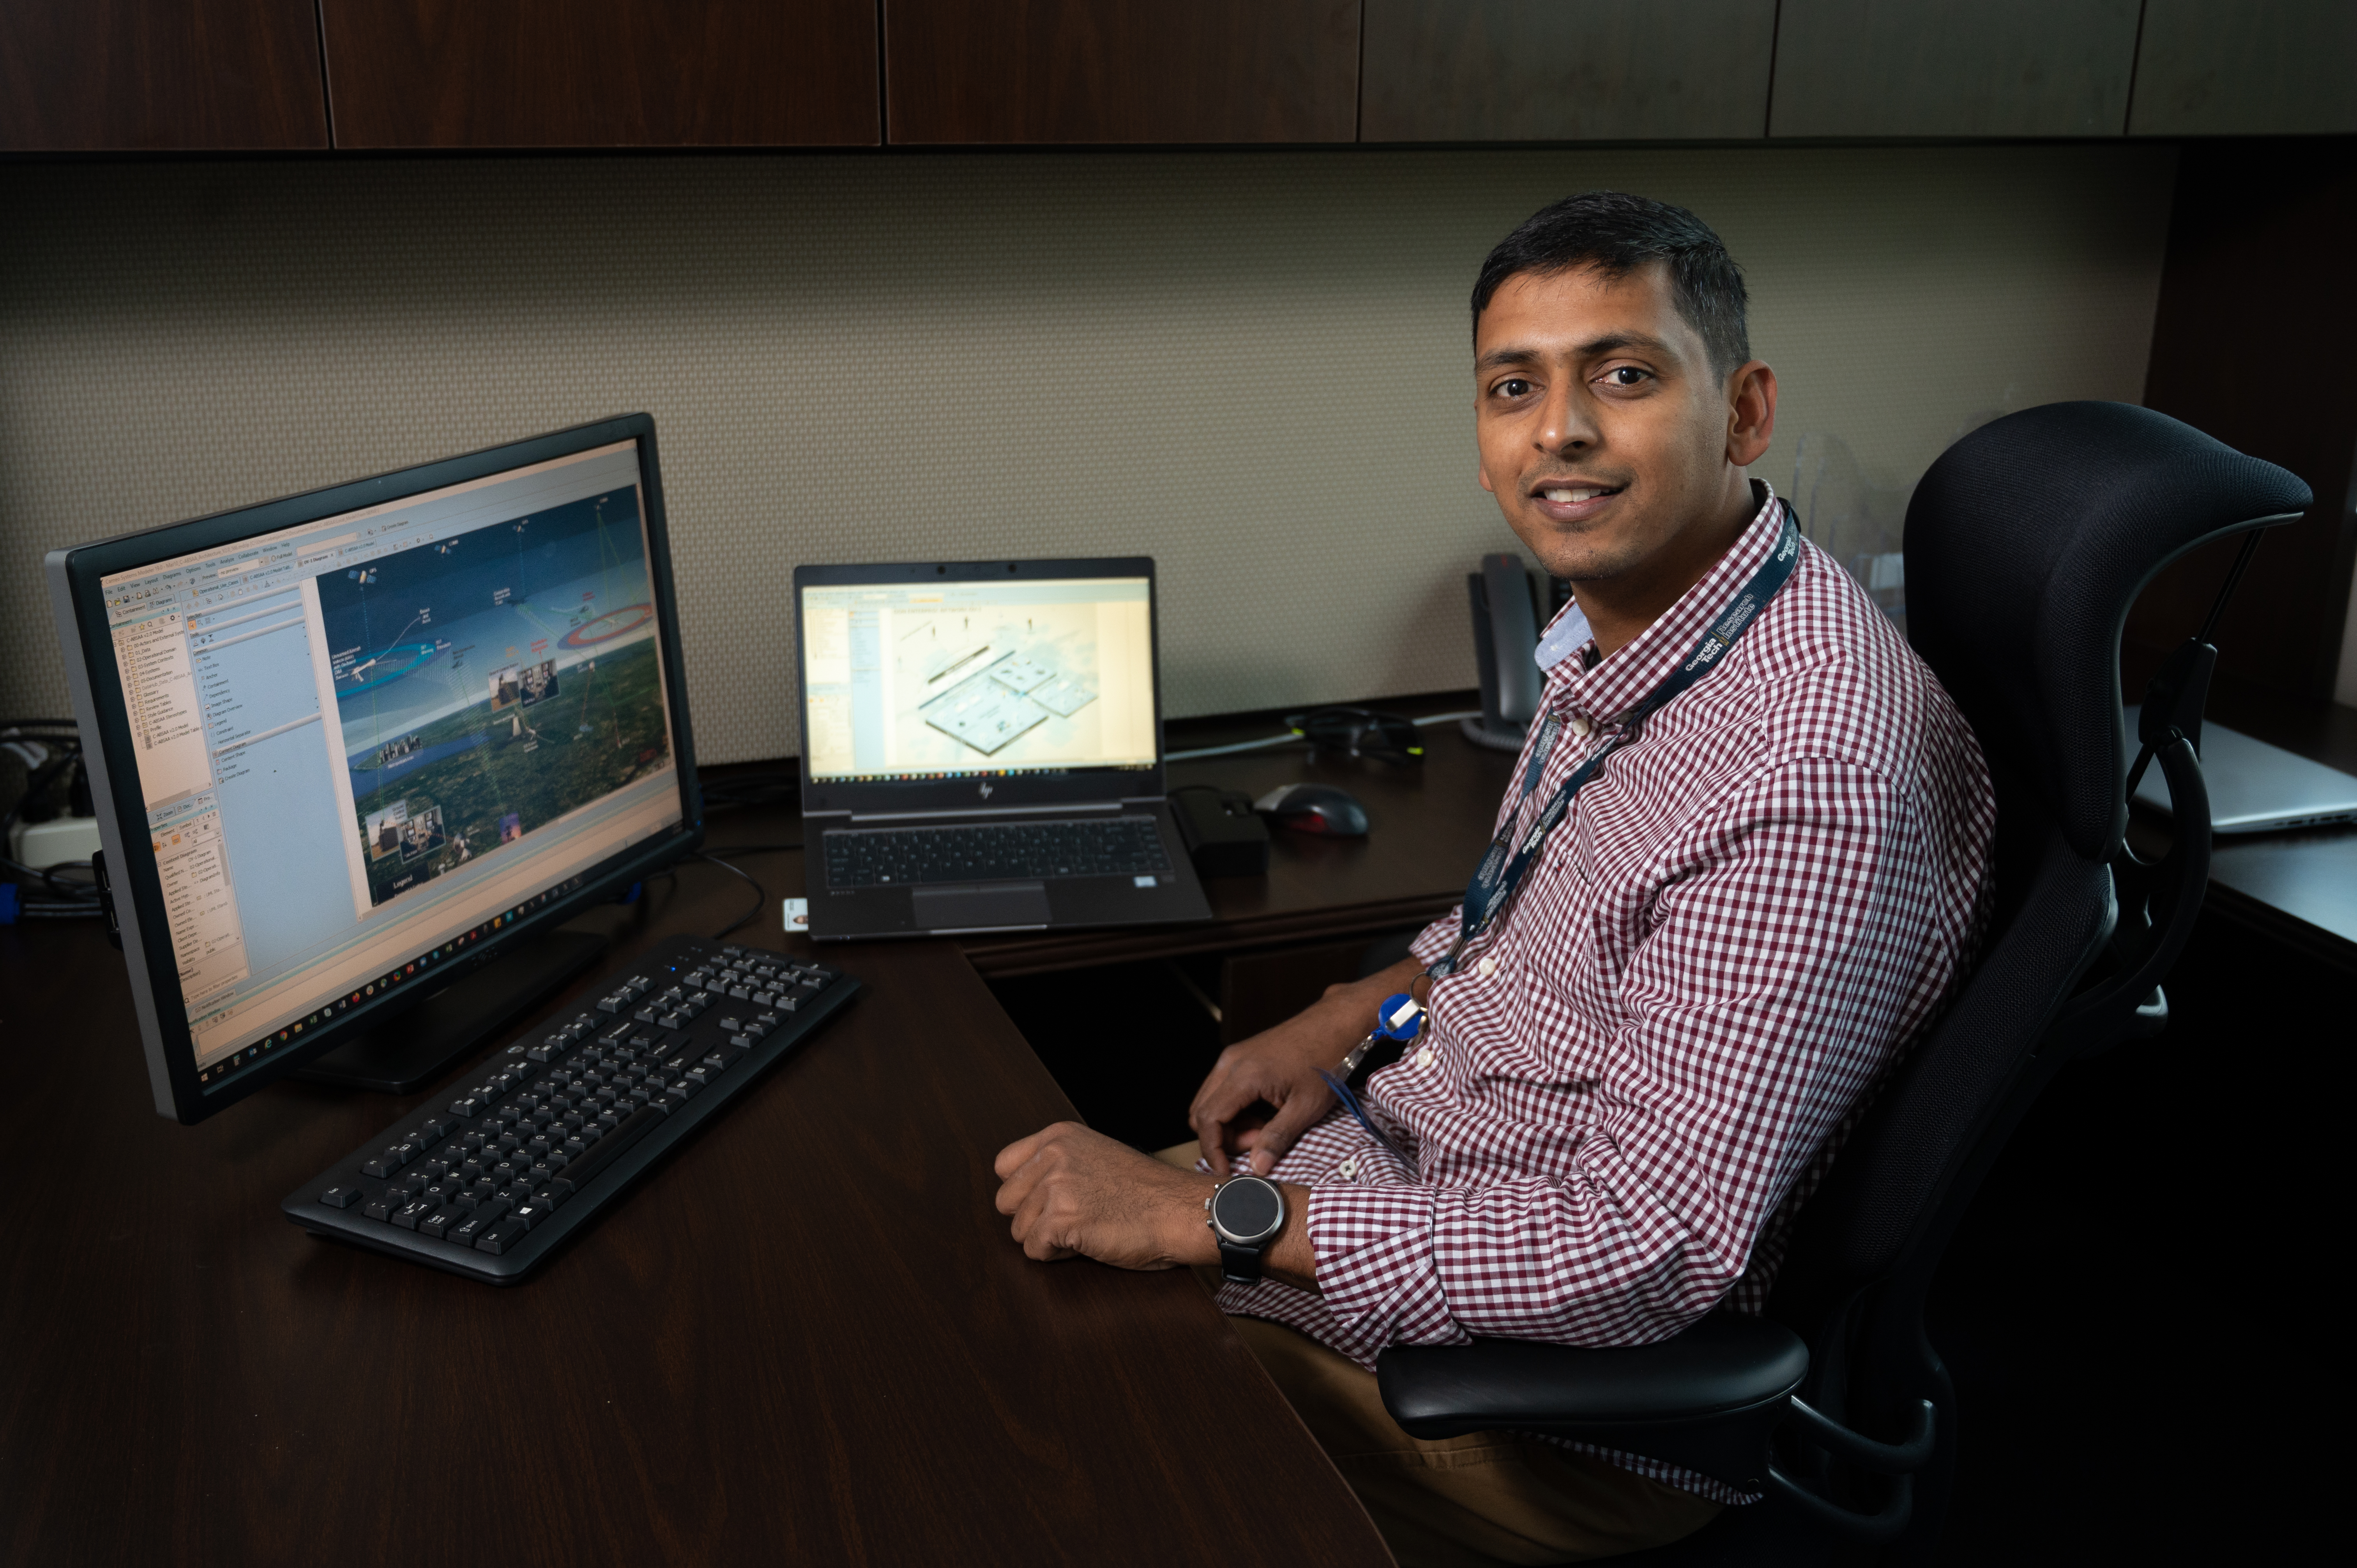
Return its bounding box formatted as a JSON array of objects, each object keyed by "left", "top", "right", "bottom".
[
  {"left": 963, "top": 705, "right": 1516, "bottom": 978},
  {"left": 0, "top": 867, "right": 1392, "bottom": 1564}
]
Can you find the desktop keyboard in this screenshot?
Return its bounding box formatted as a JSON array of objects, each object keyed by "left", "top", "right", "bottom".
[
  {"left": 282, "top": 935, "right": 859, "bottom": 1283},
  {"left": 822, "top": 815, "right": 1173, "bottom": 889}
]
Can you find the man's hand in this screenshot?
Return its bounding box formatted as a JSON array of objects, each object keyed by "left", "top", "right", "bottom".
[
  {"left": 1189, "top": 955, "right": 1424, "bottom": 1176},
  {"left": 993, "top": 1121, "right": 1320, "bottom": 1289},
  {"left": 993, "top": 1122, "right": 1215, "bottom": 1269}
]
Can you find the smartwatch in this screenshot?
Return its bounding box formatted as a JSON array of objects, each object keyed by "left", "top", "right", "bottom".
[{"left": 1204, "top": 1175, "right": 1287, "bottom": 1285}]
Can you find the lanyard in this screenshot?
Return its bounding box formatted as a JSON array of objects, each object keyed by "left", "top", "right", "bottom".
[
  {"left": 1431, "top": 501, "right": 1800, "bottom": 979},
  {"left": 1337, "top": 500, "right": 1804, "bottom": 1103}
]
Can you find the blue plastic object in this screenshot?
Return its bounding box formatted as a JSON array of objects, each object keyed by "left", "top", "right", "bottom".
[{"left": 1374, "top": 992, "right": 1424, "bottom": 1041}]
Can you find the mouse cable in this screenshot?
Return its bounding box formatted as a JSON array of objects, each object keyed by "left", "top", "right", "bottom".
[
  {"left": 695, "top": 851, "right": 768, "bottom": 941},
  {"left": 1165, "top": 710, "right": 1480, "bottom": 763}
]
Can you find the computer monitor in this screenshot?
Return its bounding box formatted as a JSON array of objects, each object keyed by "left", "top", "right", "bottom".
[{"left": 46, "top": 414, "right": 702, "bottom": 1123}]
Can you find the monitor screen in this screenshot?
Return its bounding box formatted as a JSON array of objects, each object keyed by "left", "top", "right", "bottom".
[
  {"left": 797, "top": 575, "right": 1158, "bottom": 784},
  {"left": 78, "top": 433, "right": 686, "bottom": 1101}
]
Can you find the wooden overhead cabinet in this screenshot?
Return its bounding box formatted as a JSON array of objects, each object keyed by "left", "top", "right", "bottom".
[
  {"left": 1769, "top": 0, "right": 2142, "bottom": 138},
  {"left": 2129, "top": 0, "right": 2357, "bottom": 137},
  {"left": 316, "top": 0, "right": 882, "bottom": 147},
  {"left": 883, "top": 0, "right": 1359, "bottom": 144},
  {"left": 0, "top": 0, "right": 330, "bottom": 151},
  {"left": 1359, "top": 0, "right": 1776, "bottom": 143}
]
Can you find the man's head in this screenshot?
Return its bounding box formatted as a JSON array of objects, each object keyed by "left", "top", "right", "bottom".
[{"left": 1470, "top": 193, "right": 1775, "bottom": 634}]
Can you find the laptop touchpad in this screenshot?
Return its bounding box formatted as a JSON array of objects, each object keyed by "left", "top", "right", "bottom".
[{"left": 911, "top": 880, "right": 1052, "bottom": 930}]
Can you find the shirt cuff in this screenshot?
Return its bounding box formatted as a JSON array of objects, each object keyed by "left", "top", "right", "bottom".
[{"left": 1302, "top": 1180, "right": 1463, "bottom": 1364}]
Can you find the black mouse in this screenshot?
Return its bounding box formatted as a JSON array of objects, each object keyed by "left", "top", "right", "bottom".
[{"left": 1254, "top": 782, "right": 1369, "bottom": 836}]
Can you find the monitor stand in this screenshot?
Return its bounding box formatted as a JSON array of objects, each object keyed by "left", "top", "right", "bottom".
[{"left": 293, "top": 928, "right": 608, "bottom": 1094}]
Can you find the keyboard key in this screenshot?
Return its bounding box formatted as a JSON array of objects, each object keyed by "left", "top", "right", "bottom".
[
  {"left": 420, "top": 1209, "right": 456, "bottom": 1240},
  {"left": 391, "top": 1199, "right": 435, "bottom": 1231},
  {"left": 553, "top": 1104, "right": 665, "bottom": 1192},
  {"left": 363, "top": 1194, "right": 399, "bottom": 1222},
  {"left": 318, "top": 1184, "right": 362, "bottom": 1209},
  {"left": 447, "top": 1211, "right": 495, "bottom": 1248}
]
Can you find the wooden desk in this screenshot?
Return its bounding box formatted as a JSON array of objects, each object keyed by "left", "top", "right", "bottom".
[
  {"left": 963, "top": 703, "right": 1517, "bottom": 979},
  {"left": 0, "top": 861, "right": 1393, "bottom": 1564}
]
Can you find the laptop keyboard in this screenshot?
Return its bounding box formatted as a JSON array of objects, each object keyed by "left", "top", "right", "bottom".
[{"left": 823, "top": 816, "right": 1173, "bottom": 889}]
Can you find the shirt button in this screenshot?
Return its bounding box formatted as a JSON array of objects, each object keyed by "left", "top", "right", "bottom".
[
  {"left": 1570, "top": 714, "right": 1592, "bottom": 737},
  {"left": 1339, "top": 1156, "right": 1358, "bottom": 1179},
  {"left": 1477, "top": 956, "right": 1497, "bottom": 978},
  {"left": 1415, "top": 1047, "right": 1435, "bottom": 1068}
]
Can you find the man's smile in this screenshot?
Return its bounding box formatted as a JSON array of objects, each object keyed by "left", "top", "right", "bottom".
[{"left": 1527, "top": 478, "right": 1627, "bottom": 522}]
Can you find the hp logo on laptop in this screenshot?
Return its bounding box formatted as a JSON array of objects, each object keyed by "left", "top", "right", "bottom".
[{"left": 978, "top": 781, "right": 994, "bottom": 799}]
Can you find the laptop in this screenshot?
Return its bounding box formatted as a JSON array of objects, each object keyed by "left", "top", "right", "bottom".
[
  {"left": 793, "top": 558, "right": 1215, "bottom": 940},
  {"left": 2124, "top": 706, "right": 2357, "bottom": 834}
]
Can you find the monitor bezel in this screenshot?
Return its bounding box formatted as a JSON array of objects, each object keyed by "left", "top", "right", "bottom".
[
  {"left": 792, "top": 557, "right": 1167, "bottom": 816},
  {"left": 44, "top": 413, "right": 703, "bottom": 1124}
]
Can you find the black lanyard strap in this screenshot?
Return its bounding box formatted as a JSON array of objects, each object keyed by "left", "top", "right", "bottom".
[{"left": 1428, "top": 502, "right": 1802, "bottom": 981}]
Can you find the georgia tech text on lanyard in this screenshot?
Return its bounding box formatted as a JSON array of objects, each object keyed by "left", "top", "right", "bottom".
[{"left": 1335, "top": 501, "right": 1803, "bottom": 1103}]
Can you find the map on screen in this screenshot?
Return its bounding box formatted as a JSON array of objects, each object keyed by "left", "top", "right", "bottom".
[{"left": 318, "top": 488, "right": 671, "bottom": 906}]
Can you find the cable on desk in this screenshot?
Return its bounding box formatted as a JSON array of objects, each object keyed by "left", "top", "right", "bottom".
[
  {"left": 696, "top": 852, "right": 768, "bottom": 941},
  {"left": 1164, "top": 710, "right": 1483, "bottom": 762}
]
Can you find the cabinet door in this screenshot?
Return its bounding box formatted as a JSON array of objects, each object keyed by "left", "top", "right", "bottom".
[
  {"left": 1361, "top": 0, "right": 1774, "bottom": 142},
  {"left": 2129, "top": 0, "right": 2357, "bottom": 136},
  {"left": 318, "top": 0, "right": 880, "bottom": 148},
  {"left": 1770, "top": 0, "right": 2141, "bottom": 138},
  {"left": 0, "top": 0, "right": 329, "bottom": 151},
  {"left": 884, "top": 0, "right": 1358, "bottom": 144}
]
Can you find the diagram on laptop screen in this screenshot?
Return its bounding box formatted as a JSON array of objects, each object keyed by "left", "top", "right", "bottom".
[
  {"left": 800, "top": 581, "right": 1156, "bottom": 779},
  {"left": 316, "top": 488, "right": 671, "bottom": 908},
  {"left": 908, "top": 616, "right": 1099, "bottom": 756},
  {"left": 901, "top": 605, "right": 1104, "bottom": 757}
]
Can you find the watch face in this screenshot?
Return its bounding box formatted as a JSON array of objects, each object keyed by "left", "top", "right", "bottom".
[{"left": 1212, "top": 1177, "right": 1283, "bottom": 1244}]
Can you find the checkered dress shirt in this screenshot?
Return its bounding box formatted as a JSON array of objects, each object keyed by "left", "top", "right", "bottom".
[{"left": 1211, "top": 486, "right": 1995, "bottom": 1502}]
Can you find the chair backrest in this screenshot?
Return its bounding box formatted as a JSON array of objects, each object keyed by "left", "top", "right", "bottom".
[{"left": 1767, "top": 401, "right": 2309, "bottom": 1350}]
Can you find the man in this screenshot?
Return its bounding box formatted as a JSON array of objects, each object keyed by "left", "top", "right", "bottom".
[{"left": 994, "top": 193, "right": 1994, "bottom": 1564}]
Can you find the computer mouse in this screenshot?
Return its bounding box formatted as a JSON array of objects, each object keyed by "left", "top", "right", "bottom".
[{"left": 1254, "top": 782, "right": 1370, "bottom": 836}]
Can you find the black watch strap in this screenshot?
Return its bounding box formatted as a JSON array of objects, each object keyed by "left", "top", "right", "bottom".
[{"left": 1218, "top": 1236, "right": 1266, "bottom": 1285}]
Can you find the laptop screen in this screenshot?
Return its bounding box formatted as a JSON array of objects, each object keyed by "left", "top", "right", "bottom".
[{"left": 798, "top": 575, "right": 1158, "bottom": 784}]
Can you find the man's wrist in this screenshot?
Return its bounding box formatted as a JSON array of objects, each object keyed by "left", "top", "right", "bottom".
[{"left": 1182, "top": 1176, "right": 1317, "bottom": 1290}]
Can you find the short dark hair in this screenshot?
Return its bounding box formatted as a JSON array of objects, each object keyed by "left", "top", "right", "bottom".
[{"left": 1471, "top": 192, "right": 1751, "bottom": 375}]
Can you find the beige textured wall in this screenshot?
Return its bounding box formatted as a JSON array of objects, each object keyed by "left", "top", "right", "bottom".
[{"left": 0, "top": 145, "right": 2175, "bottom": 763}]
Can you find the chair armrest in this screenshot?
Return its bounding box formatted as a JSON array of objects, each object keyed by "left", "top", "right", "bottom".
[{"left": 1375, "top": 1314, "right": 1808, "bottom": 1494}]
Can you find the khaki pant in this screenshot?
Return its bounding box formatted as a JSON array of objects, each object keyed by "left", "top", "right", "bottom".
[{"left": 1158, "top": 1145, "right": 1720, "bottom": 1566}]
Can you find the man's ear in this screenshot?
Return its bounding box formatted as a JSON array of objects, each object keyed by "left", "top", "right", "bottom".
[
  {"left": 1477, "top": 461, "right": 1496, "bottom": 494},
  {"left": 1724, "top": 360, "right": 1777, "bottom": 468}
]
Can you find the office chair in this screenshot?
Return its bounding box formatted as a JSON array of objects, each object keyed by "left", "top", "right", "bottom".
[{"left": 1373, "top": 402, "right": 2312, "bottom": 1563}]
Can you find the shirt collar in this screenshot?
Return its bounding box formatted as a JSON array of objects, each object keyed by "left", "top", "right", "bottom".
[{"left": 1541, "top": 479, "right": 1783, "bottom": 726}]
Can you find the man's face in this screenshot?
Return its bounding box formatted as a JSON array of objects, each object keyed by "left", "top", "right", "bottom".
[{"left": 1474, "top": 263, "right": 1761, "bottom": 586}]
